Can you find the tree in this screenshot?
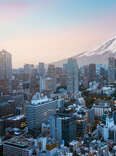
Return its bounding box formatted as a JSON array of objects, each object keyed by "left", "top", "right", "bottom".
[{"left": 85, "top": 97, "right": 95, "bottom": 108}]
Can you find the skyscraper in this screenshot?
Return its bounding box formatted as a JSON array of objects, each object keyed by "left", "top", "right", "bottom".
[
  {"left": 47, "top": 64, "right": 56, "bottom": 78},
  {"left": 0, "top": 50, "right": 12, "bottom": 80},
  {"left": 47, "top": 64, "right": 56, "bottom": 91},
  {"left": 50, "top": 114, "right": 76, "bottom": 145},
  {"left": 108, "top": 57, "right": 116, "bottom": 82},
  {"left": 88, "top": 64, "right": 96, "bottom": 82},
  {"left": 38, "top": 62, "right": 45, "bottom": 77},
  {"left": 108, "top": 57, "right": 116, "bottom": 68},
  {"left": 56, "top": 115, "right": 76, "bottom": 145},
  {"left": 67, "top": 58, "right": 79, "bottom": 95}
]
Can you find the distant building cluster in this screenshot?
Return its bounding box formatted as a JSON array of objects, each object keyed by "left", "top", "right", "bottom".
[{"left": 1, "top": 50, "right": 116, "bottom": 155}]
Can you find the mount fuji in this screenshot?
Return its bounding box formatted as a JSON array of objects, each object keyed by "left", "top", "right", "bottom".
[{"left": 54, "top": 36, "right": 116, "bottom": 67}]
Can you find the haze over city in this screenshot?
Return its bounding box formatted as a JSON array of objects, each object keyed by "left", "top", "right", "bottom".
[
  {"left": 1, "top": 0, "right": 116, "bottom": 67},
  {"left": 2, "top": 1, "right": 116, "bottom": 155}
]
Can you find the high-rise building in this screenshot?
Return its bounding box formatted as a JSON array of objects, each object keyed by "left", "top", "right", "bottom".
[
  {"left": 56, "top": 67, "right": 64, "bottom": 86},
  {"left": 63, "top": 64, "right": 68, "bottom": 74},
  {"left": 50, "top": 116, "right": 56, "bottom": 139},
  {"left": 87, "top": 108, "right": 95, "bottom": 125},
  {"left": 0, "top": 49, "right": 12, "bottom": 80},
  {"left": 40, "top": 77, "right": 56, "bottom": 92},
  {"left": 108, "top": 68, "right": 116, "bottom": 83},
  {"left": 100, "top": 67, "right": 108, "bottom": 80},
  {"left": 108, "top": 57, "right": 116, "bottom": 68},
  {"left": 76, "top": 114, "right": 86, "bottom": 139},
  {"left": 47, "top": 64, "right": 56, "bottom": 91},
  {"left": 47, "top": 64, "right": 56, "bottom": 78},
  {"left": 26, "top": 93, "right": 57, "bottom": 136},
  {"left": 50, "top": 114, "right": 76, "bottom": 145},
  {"left": 24, "top": 64, "right": 34, "bottom": 75},
  {"left": 56, "top": 67, "right": 62, "bottom": 76},
  {"left": 108, "top": 57, "right": 116, "bottom": 82},
  {"left": 38, "top": 62, "right": 45, "bottom": 77},
  {"left": 92, "top": 102, "right": 111, "bottom": 120},
  {"left": 0, "top": 98, "right": 16, "bottom": 118},
  {"left": 56, "top": 114, "right": 76, "bottom": 145},
  {"left": 67, "top": 58, "right": 79, "bottom": 95},
  {"left": 58, "top": 74, "right": 67, "bottom": 87},
  {"left": 88, "top": 64, "right": 96, "bottom": 82}
]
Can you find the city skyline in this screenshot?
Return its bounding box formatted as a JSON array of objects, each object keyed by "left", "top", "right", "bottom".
[{"left": 1, "top": 0, "right": 116, "bottom": 67}]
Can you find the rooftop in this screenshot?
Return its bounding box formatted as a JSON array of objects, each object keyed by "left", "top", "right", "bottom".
[
  {"left": 7, "top": 115, "right": 25, "bottom": 121},
  {"left": 31, "top": 92, "right": 52, "bottom": 105},
  {"left": 4, "top": 136, "right": 34, "bottom": 148}
]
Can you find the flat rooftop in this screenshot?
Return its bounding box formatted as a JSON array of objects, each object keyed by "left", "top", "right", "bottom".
[
  {"left": 4, "top": 136, "right": 34, "bottom": 148},
  {"left": 7, "top": 115, "right": 25, "bottom": 121}
]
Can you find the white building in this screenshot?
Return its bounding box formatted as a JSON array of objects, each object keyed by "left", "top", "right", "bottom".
[
  {"left": 26, "top": 93, "right": 57, "bottom": 135},
  {"left": 92, "top": 102, "right": 111, "bottom": 120},
  {"left": 0, "top": 49, "right": 12, "bottom": 80},
  {"left": 102, "top": 86, "right": 115, "bottom": 96}
]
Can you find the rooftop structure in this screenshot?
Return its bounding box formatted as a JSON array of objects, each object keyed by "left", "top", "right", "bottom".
[
  {"left": 31, "top": 92, "right": 51, "bottom": 105},
  {"left": 4, "top": 136, "right": 34, "bottom": 148},
  {"left": 26, "top": 93, "right": 57, "bottom": 137},
  {"left": 3, "top": 136, "right": 34, "bottom": 156},
  {"left": 7, "top": 115, "right": 25, "bottom": 121}
]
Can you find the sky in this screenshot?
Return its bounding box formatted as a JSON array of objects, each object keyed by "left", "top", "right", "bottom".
[{"left": 0, "top": 0, "right": 116, "bottom": 68}]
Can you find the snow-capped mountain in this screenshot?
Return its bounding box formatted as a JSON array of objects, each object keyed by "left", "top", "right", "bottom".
[
  {"left": 53, "top": 36, "right": 116, "bottom": 67},
  {"left": 79, "top": 36, "right": 116, "bottom": 57}
]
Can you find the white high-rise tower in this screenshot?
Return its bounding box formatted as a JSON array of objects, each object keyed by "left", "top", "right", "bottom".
[
  {"left": 0, "top": 49, "right": 12, "bottom": 80},
  {"left": 67, "top": 58, "right": 79, "bottom": 95}
]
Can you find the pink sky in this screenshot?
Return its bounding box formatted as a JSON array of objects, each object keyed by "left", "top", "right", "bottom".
[
  {"left": 0, "top": 0, "right": 116, "bottom": 68},
  {"left": 2, "top": 20, "right": 115, "bottom": 68}
]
